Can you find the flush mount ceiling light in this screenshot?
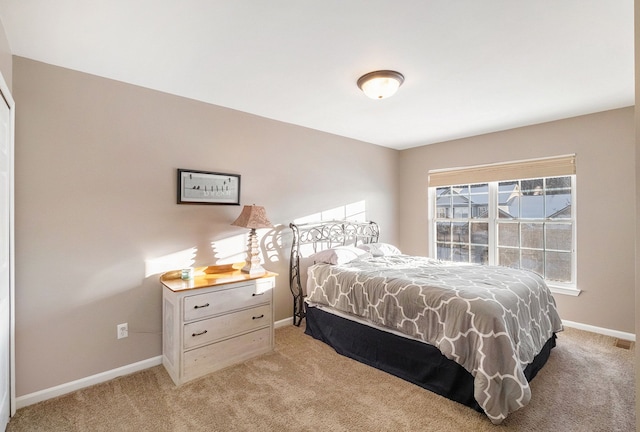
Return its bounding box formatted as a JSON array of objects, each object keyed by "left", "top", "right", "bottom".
[{"left": 357, "top": 70, "right": 405, "bottom": 99}]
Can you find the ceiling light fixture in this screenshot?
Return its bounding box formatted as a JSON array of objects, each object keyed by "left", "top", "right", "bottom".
[{"left": 357, "top": 70, "right": 405, "bottom": 99}]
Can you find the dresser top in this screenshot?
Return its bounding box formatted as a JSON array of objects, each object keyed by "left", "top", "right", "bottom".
[{"left": 160, "top": 263, "right": 277, "bottom": 292}]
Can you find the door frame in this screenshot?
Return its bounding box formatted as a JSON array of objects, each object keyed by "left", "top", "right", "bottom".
[{"left": 0, "top": 71, "right": 16, "bottom": 420}]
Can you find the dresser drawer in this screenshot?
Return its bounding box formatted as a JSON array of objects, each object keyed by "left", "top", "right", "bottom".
[
  {"left": 183, "top": 304, "right": 271, "bottom": 349},
  {"left": 183, "top": 281, "right": 272, "bottom": 321},
  {"left": 183, "top": 327, "right": 272, "bottom": 381}
]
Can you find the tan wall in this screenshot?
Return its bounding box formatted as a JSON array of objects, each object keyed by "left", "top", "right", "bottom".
[
  {"left": 12, "top": 57, "right": 399, "bottom": 396},
  {"left": 398, "top": 108, "right": 636, "bottom": 334},
  {"left": 12, "top": 52, "right": 637, "bottom": 400},
  {"left": 0, "top": 19, "right": 11, "bottom": 90}
]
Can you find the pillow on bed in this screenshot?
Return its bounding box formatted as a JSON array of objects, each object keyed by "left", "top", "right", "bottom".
[
  {"left": 357, "top": 242, "right": 402, "bottom": 257},
  {"left": 308, "top": 246, "right": 372, "bottom": 265}
]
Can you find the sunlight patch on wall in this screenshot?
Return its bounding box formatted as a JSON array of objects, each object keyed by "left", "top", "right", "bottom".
[
  {"left": 210, "top": 233, "right": 250, "bottom": 265},
  {"left": 145, "top": 247, "right": 197, "bottom": 277},
  {"left": 145, "top": 202, "right": 367, "bottom": 278},
  {"left": 290, "top": 201, "right": 368, "bottom": 257},
  {"left": 293, "top": 200, "right": 367, "bottom": 224}
]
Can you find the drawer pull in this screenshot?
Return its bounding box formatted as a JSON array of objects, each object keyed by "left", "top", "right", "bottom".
[
  {"left": 252, "top": 314, "right": 265, "bottom": 320},
  {"left": 192, "top": 330, "right": 208, "bottom": 337},
  {"left": 193, "top": 303, "right": 210, "bottom": 309},
  {"left": 252, "top": 292, "right": 264, "bottom": 297}
]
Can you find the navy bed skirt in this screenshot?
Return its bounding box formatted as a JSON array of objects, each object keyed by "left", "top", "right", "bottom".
[{"left": 304, "top": 304, "right": 557, "bottom": 414}]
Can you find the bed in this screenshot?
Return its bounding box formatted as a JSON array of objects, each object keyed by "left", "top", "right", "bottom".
[{"left": 289, "top": 220, "right": 563, "bottom": 424}]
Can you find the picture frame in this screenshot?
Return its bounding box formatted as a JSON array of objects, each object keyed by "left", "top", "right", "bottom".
[{"left": 177, "top": 169, "right": 241, "bottom": 205}]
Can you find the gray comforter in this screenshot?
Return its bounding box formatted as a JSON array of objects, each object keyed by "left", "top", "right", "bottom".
[{"left": 305, "top": 255, "right": 563, "bottom": 424}]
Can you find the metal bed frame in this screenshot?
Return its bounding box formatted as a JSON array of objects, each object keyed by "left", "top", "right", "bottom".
[
  {"left": 288, "top": 220, "right": 379, "bottom": 326},
  {"left": 287, "top": 219, "right": 556, "bottom": 422}
]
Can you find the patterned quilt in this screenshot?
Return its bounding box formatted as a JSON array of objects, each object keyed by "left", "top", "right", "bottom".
[{"left": 305, "top": 255, "right": 563, "bottom": 424}]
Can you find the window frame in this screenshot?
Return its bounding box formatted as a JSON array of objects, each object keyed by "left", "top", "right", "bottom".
[{"left": 428, "top": 175, "right": 580, "bottom": 297}]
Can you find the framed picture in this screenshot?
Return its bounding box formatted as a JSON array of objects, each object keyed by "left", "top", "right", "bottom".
[{"left": 177, "top": 169, "right": 241, "bottom": 205}]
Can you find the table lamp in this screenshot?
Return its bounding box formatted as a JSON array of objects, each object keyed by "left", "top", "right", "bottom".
[{"left": 231, "top": 204, "right": 273, "bottom": 275}]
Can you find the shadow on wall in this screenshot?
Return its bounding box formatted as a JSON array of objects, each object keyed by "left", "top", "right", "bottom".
[
  {"left": 144, "top": 200, "right": 368, "bottom": 277},
  {"left": 144, "top": 235, "right": 247, "bottom": 278},
  {"left": 262, "top": 199, "right": 369, "bottom": 272},
  {"left": 18, "top": 200, "right": 369, "bottom": 394}
]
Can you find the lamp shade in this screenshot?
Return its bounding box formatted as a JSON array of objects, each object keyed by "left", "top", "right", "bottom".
[
  {"left": 357, "top": 70, "right": 405, "bottom": 99},
  {"left": 231, "top": 205, "right": 273, "bottom": 229}
]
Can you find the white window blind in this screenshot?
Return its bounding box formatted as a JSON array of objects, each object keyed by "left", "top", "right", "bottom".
[{"left": 428, "top": 155, "right": 576, "bottom": 188}]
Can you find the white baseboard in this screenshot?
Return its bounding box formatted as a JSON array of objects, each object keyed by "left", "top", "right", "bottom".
[
  {"left": 562, "top": 320, "right": 636, "bottom": 341},
  {"left": 15, "top": 355, "right": 162, "bottom": 409},
  {"left": 16, "top": 321, "right": 296, "bottom": 409},
  {"left": 274, "top": 316, "right": 294, "bottom": 329},
  {"left": 15, "top": 318, "right": 631, "bottom": 410}
]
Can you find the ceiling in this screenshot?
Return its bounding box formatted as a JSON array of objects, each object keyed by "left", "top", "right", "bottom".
[{"left": 0, "top": 1, "right": 634, "bottom": 150}]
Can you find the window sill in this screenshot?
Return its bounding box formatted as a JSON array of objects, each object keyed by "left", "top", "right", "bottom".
[{"left": 548, "top": 285, "right": 581, "bottom": 297}]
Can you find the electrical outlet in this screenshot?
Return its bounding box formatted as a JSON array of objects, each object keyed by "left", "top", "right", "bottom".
[{"left": 117, "top": 323, "right": 128, "bottom": 339}]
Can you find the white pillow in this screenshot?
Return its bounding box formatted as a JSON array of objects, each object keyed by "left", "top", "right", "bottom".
[
  {"left": 308, "top": 246, "right": 372, "bottom": 265},
  {"left": 357, "top": 242, "right": 401, "bottom": 257}
]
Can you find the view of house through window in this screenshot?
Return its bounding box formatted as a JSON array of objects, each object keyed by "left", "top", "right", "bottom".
[{"left": 433, "top": 175, "right": 575, "bottom": 286}]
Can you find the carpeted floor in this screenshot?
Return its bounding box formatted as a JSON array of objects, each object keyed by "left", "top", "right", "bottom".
[{"left": 6, "top": 325, "right": 636, "bottom": 432}]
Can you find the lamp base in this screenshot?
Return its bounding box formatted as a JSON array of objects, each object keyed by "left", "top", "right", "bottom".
[
  {"left": 241, "top": 264, "right": 266, "bottom": 276},
  {"left": 241, "top": 228, "right": 266, "bottom": 276}
]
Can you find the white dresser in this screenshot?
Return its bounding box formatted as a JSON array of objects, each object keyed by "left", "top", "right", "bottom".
[{"left": 161, "top": 265, "right": 276, "bottom": 385}]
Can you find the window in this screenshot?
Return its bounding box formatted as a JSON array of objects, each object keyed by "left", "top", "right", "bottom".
[
  {"left": 435, "top": 184, "right": 489, "bottom": 264},
  {"left": 429, "top": 156, "right": 577, "bottom": 293}
]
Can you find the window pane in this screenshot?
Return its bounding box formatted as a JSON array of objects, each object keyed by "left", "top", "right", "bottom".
[
  {"left": 521, "top": 249, "right": 544, "bottom": 276},
  {"left": 451, "top": 185, "right": 469, "bottom": 218},
  {"left": 452, "top": 185, "right": 469, "bottom": 195},
  {"left": 453, "top": 203, "right": 469, "bottom": 218},
  {"left": 546, "top": 176, "right": 571, "bottom": 190},
  {"left": 470, "top": 222, "right": 488, "bottom": 245},
  {"left": 452, "top": 244, "right": 469, "bottom": 262},
  {"left": 546, "top": 251, "right": 572, "bottom": 282},
  {"left": 469, "top": 183, "right": 489, "bottom": 218},
  {"left": 521, "top": 178, "right": 543, "bottom": 195},
  {"left": 546, "top": 224, "right": 572, "bottom": 251},
  {"left": 521, "top": 223, "right": 543, "bottom": 249},
  {"left": 437, "top": 243, "right": 451, "bottom": 260},
  {"left": 498, "top": 181, "right": 519, "bottom": 218},
  {"left": 545, "top": 190, "right": 571, "bottom": 219},
  {"left": 471, "top": 245, "right": 488, "bottom": 264},
  {"left": 472, "top": 205, "right": 488, "bottom": 218},
  {"left": 470, "top": 183, "right": 489, "bottom": 194},
  {"left": 498, "top": 222, "right": 519, "bottom": 247},
  {"left": 436, "top": 187, "right": 452, "bottom": 219},
  {"left": 520, "top": 194, "right": 544, "bottom": 219},
  {"left": 498, "top": 248, "right": 519, "bottom": 268},
  {"left": 436, "top": 222, "right": 451, "bottom": 242},
  {"left": 452, "top": 222, "right": 469, "bottom": 244}
]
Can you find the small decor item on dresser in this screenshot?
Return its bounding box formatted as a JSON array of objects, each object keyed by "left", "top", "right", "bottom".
[
  {"left": 231, "top": 205, "right": 273, "bottom": 276},
  {"left": 181, "top": 268, "right": 194, "bottom": 280},
  {"left": 177, "top": 169, "right": 241, "bottom": 205}
]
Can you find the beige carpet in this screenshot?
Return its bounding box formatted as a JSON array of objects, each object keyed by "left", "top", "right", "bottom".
[{"left": 7, "top": 325, "right": 636, "bottom": 432}]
